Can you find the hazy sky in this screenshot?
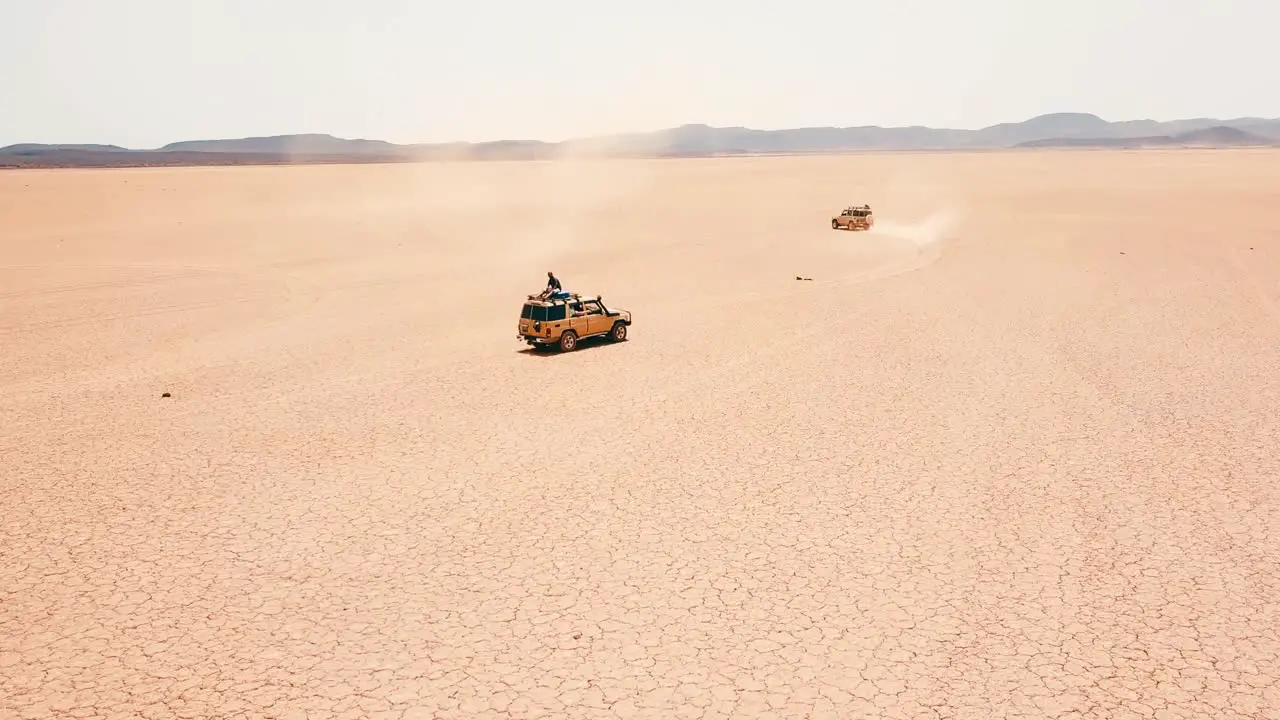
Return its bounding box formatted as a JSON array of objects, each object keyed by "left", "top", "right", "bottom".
[{"left": 2, "top": 0, "right": 1277, "bottom": 147}]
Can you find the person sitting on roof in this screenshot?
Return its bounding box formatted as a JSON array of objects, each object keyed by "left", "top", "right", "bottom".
[{"left": 540, "top": 271, "right": 563, "bottom": 299}]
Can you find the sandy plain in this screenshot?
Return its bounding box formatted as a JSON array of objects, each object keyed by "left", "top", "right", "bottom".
[{"left": 2, "top": 150, "right": 1279, "bottom": 719}]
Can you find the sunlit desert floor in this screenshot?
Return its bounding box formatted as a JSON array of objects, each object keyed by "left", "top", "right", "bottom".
[{"left": 2, "top": 150, "right": 1279, "bottom": 719}]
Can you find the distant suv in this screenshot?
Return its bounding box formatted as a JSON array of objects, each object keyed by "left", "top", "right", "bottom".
[
  {"left": 832, "top": 204, "right": 874, "bottom": 231},
  {"left": 518, "top": 293, "right": 633, "bottom": 352}
]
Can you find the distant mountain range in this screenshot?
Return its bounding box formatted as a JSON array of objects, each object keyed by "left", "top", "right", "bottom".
[{"left": 4, "top": 113, "right": 1278, "bottom": 168}]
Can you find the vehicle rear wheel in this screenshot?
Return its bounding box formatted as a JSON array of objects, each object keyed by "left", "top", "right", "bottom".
[
  {"left": 558, "top": 331, "right": 578, "bottom": 352},
  {"left": 609, "top": 322, "right": 627, "bottom": 342}
]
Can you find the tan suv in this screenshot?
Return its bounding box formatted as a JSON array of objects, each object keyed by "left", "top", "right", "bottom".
[
  {"left": 832, "top": 204, "right": 874, "bottom": 231},
  {"left": 518, "top": 293, "right": 633, "bottom": 352}
]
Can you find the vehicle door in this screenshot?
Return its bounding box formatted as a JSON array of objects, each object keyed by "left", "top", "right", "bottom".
[
  {"left": 581, "top": 300, "right": 610, "bottom": 335},
  {"left": 519, "top": 303, "right": 535, "bottom": 336},
  {"left": 566, "top": 301, "right": 591, "bottom": 337}
]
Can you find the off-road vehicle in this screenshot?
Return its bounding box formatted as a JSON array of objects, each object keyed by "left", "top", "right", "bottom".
[
  {"left": 832, "top": 204, "right": 874, "bottom": 231},
  {"left": 518, "top": 293, "right": 633, "bottom": 352}
]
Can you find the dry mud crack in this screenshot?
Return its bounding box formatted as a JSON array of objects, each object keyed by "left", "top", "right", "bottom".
[{"left": 2, "top": 152, "right": 1279, "bottom": 719}]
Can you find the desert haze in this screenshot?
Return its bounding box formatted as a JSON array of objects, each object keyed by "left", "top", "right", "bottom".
[
  {"left": 5, "top": 113, "right": 1280, "bottom": 168},
  {"left": 3, "top": 150, "right": 1279, "bottom": 718}
]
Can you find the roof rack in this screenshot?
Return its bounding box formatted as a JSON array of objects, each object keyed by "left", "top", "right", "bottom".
[{"left": 526, "top": 291, "right": 585, "bottom": 303}]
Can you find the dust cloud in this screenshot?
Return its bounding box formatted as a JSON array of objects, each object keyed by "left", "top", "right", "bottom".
[
  {"left": 874, "top": 166, "right": 964, "bottom": 249},
  {"left": 873, "top": 209, "right": 960, "bottom": 249},
  {"left": 815, "top": 169, "right": 963, "bottom": 284},
  {"left": 512, "top": 142, "right": 658, "bottom": 270},
  {"left": 398, "top": 59, "right": 706, "bottom": 277}
]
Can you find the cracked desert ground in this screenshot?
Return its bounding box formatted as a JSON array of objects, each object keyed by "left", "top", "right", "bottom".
[{"left": 3, "top": 150, "right": 1279, "bottom": 720}]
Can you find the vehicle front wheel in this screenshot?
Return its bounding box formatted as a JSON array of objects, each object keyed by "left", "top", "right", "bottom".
[
  {"left": 609, "top": 322, "right": 628, "bottom": 342},
  {"left": 831, "top": 220, "right": 839, "bottom": 229},
  {"left": 558, "top": 331, "right": 578, "bottom": 352}
]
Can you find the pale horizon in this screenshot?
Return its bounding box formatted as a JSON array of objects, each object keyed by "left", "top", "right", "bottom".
[
  {"left": 2, "top": 0, "right": 1278, "bottom": 148},
  {"left": 10, "top": 109, "right": 1280, "bottom": 151}
]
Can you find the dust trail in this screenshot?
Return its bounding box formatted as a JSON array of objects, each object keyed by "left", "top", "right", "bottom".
[
  {"left": 821, "top": 163, "right": 965, "bottom": 263},
  {"left": 806, "top": 205, "right": 962, "bottom": 291},
  {"left": 876, "top": 166, "right": 965, "bottom": 249},
  {"left": 822, "top": 205, "right": 962, "bottom": 262},
  {"left": 872, "top": 207, "right": 961, "bottom": 251}
]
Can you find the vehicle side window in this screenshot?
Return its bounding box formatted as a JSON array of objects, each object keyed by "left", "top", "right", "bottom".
[
  {"left": 547, "top": 304, "right": 567, "bottom": 322},
  {"left": 584, "top": 301, "right": 602, "bottom": 314}
]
